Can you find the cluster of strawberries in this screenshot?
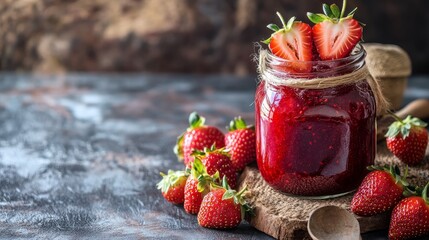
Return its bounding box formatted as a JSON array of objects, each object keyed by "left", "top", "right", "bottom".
[
  {"left": 351, "top": 114, "right": 428, "bottom": 240},
  {"left": 157, "top": 112, "right": 256, "bottom": 229}
]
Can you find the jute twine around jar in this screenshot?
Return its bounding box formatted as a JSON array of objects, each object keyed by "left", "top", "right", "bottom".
[{"left": 258, "top": 49, "right": 389, "bottom": 116}]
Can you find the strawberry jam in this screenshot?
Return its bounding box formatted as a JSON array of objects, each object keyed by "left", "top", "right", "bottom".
[{"left": 255, "top": 45, "right": 376, "bottom": 198}]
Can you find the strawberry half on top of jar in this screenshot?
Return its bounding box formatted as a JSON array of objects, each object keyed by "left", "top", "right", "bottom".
[
  {"left": 307, "top": 0, "right": 363, "bottom": 60},
  {"left": 262, "top": 12, "right": 313, "bottom": 73}
]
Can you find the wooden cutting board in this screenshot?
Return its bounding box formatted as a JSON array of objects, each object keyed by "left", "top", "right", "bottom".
[{"left": 238, "top": 139, "right": 429, "bottom": 240}]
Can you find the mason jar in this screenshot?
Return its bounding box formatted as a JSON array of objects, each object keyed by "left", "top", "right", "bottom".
[{"left": 255, "top": 44, "right": 377, "bottom": 198}]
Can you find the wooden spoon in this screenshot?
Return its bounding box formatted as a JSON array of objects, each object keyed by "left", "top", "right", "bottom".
[{"left": 308, "top": 205, "right": 361, "bottom": 240}]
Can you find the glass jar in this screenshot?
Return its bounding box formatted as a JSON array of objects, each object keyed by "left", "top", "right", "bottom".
[{"left": 255, "top": 45, "right": 376, "bottom": 199}]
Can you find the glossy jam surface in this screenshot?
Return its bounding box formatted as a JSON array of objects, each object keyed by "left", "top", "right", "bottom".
[{"left": 255, "top": 78, "right": 376, "bottom": 197}]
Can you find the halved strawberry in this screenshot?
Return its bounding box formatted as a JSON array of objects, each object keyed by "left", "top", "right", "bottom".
[
  {"left": 307, "top": 0, "right": 363, "bottom": 60},
  {"left": 263, "top": 12, "right": 313, "bottom": 73}
]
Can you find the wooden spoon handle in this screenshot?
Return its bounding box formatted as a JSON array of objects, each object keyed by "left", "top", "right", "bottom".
[{"left": 395, "top": 99, "right": 429, "bottom": 120}]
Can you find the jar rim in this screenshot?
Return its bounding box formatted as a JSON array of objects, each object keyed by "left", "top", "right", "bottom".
[
  {"left": 263, "top": 44, "right": 366, "bottom": 77},
  {"left": 265, "top": 43, "right": 365, "bottom": 64}
]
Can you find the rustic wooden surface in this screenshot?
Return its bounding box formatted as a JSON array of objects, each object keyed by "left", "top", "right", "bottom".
[
  {"left": 0, "top": 73, "right": 427, "bottom": 239},
  {"left": 238, "top": 140, "right": 429, "bottom": 240}
]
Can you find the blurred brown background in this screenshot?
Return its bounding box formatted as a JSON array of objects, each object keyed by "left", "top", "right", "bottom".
[{"left": 1, "top": 0, "right": 428, "bottom": 74}]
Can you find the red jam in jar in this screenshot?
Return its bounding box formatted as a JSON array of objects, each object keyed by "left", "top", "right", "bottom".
[{"left": 255, "top": 45, "right": 376, "bottom": 198}]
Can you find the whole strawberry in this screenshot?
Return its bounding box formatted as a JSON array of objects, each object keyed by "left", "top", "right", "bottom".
[
  {"left": 198, "top": 177, "right": 252, "bottom": 229},
  {"left": 389, "top": 183, "right": 429, "bottom": 240},
  {"left": 225, "top": 117, "right": 256, "bottom": 172},
  {"left": 174, "top": 112, "right": 225, "bottom": 168},
  {"left": 307, "top": 0, "right": 363, "bottom": 60},
  {"left": 193, "top": 146, "right": 237, "bottom": 189},
  {"left": 157, "top": 170, "right": 189, "bottom": 204},
  {"left": 184, "top": 158, "right": 218, "bottom": 214},
  {"left": 386, "top": 115, "right": 428, "bottom": 166},
  {"left": 351, "top": 165, "right": 409, "bottom": 217}
]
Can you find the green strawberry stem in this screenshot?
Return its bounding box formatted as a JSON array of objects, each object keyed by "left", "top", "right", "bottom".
[
  {"left": 340, "top": 0, "right": 347, "bottom": 19},
  {"left": 387, "top": 109, "right": 404, "bottom": 124},
  {"left": 236, "top": 186, "right": 247, "bottom": 199}
]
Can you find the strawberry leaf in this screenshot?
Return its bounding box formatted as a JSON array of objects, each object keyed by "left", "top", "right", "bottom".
[
  {"left": 285, "top": 16, "right": 296, "bottom": 30},
  {"left": 408, "top": 115, "right": 428, "bottom": 127},
  {"left": 307, "top": 12, "right": 327, "bottom": 24},
  {"left": 348, "top": 7, "right": 358, "bottom": 17},
  {"left": 222, "top": 176, "right": 229, "bottom": 189},
  {"left": 386, "top": 114, "right": 428, "bottom": 139},
  {"left": 385, "top": 122, "right": 401, "bottom": 138},
  {"left": 394, "top": 165, "right": 401, "bottom": 176},
  {"left": 267, "top": 24, "right": 280, "bottom": 32},
  {"left": 330, "top": 4, "right": 340, "bottom": 18},
  {"left": 404, "top": 185, "right": 418, "bottom": 197},
  {"left": 212, "top": 171, "right": 220, "bottom": 182},
  {"left": 157, "top": 170, "right": 188, "bottom": 193},
  {"left": 216, "top": 179, "right": 253, "bottom": 220},
  {"left": 222, "top": 191, "right": 235, "bottom": 200},
  {"left": 323, "top": 4, "right": 335, "bottom": 18},
  {"left": 188, "top": 112, "right": 205, "bottom": 129},
  {"left": 192, "top": 158, "right": 206, "bottom": 178},
  {"left": 197, "top": 181, "right": 206, "bottom": 192},
  {"left": 400, "top": 125, "right": 409, "bottom": 138},
  {"left": 261, "top": 37, "right": 271, "bottom": 45},
  {"left": 174, "top": 133, "right": 184, "bottom": 160},
  {"left": 235, "top": 118, "right": 247, "bottom": 129},
  {"left": 423, "top": 183, "right": 429, "bottom": 204},
  {"left": 228, "top": 117, "right": 248, "bottom": 131}
]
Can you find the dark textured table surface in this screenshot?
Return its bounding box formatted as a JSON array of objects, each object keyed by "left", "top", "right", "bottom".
[{"left": 0, "top": 73, "right": 428, "bottom": 239}]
